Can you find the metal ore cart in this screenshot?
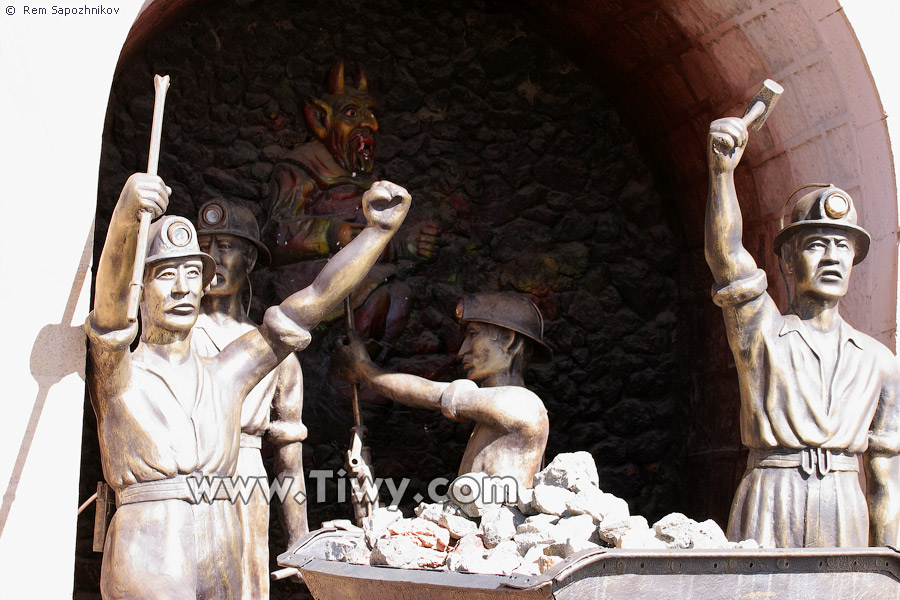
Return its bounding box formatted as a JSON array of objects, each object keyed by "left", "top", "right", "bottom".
[{"left": 277, "top": 526, "right": 900, "bottom": 599}]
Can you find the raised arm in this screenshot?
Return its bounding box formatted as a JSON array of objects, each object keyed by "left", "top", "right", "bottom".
[
  {"left": 218, "top": 181, "right": 410, "bottom": 395},
  {"left": 86, "top": 174, "right": 169, "bottom": 400},
  {"left": 93, "top": 173, "right": 169, "bottom": 331},
  {"left": 706, "top": 117, "right": 760, "bottom": 286},
  {"left": 277, "top": 180, "right": 410, "bottom": 333},
  {"left": 332, "top": 333, "right": 450, "bottom": 411}
]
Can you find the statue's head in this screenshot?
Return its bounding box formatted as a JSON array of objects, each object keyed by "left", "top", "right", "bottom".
[
  {"left": 196, "top": 199, "right": 270, "bottom": 298},
  {"left": 142, "top": 216, "right": 216, "bottom": 332},
  {"left": 774, "top": 186, "right": 870, "bottom": 302},
  {"left": 455, "top": 292, "right": 551, "bottom": 384},
  {"left": 305, "top": 61, "right": 378, "bottom": 175}
]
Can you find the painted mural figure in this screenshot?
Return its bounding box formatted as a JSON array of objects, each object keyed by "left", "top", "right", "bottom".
[
  {"left": 333, "top": 292, "right": 551, "bottom": 488},
  {"left": 706, "top": 116, "right": 900, "bottom": 547},
  {"left": 85, "top": 173, "right": 410, "bottom": 599},
  {"left": 264, "top": 61, "right": 438, "bottom": 343},
  {"left": 192, "top": 199, "right": 307, "bottom": 600}
]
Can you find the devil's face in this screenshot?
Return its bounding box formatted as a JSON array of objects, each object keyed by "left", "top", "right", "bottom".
[{"left": 323, "top": 91, "right": 378, "bottom": 175}]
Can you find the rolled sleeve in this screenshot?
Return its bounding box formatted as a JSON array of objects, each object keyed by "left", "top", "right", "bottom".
[
  {"left": 84, "top": 311, "right": 138, "bottom": 352},
  {"left": 712, "top": 268, "right": 767, "bottom": 308},
  {"left": 440, "top": 379, "right": 479, "bottom": 422},
  {"left": 261, "top": 306, "right": 312, "bottom": 352}
]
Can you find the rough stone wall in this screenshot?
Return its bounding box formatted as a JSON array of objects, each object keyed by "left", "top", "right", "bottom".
[{"left": 77, "top": 0, "right": 687, "bottom": 595}]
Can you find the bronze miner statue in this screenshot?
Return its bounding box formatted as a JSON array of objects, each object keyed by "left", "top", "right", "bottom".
[
  {"left": 193, "top": 199, "right": 306, "bottom": 600},
  {"left": 334, "top": 292, "right": 551, "bottom": 489},
  {"left": 706, "top": 104, "right": 900, "bottom": 547},
  {"left": 85, "top": 173, "right": 410, "bottom": 599}
]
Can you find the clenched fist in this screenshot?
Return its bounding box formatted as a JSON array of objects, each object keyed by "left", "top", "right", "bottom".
[
  {"left": 362, "top": 180, "right": 411, "bottom": 233},
  {"left": 115, "top": 172, "right": 171, "bottom": 223},
  {"left": 708, "top": 117, "right": 748, "bottom": 176}
]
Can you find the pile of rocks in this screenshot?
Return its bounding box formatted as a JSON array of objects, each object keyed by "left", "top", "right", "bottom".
[{"left": 327, "top": 452, "right": 759, "bottom": 575}]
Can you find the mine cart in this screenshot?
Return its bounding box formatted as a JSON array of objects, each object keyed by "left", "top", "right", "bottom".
[{"left": 277, "top": 526, "right": 900, "bottom": 599}]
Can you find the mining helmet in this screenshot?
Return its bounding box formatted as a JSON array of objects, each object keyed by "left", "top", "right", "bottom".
[
  {"left": 196, "top": 199, "right": 272, "bottom": 269},
  {"left": 455, "top": 292, "right": 552, "bottom": 363},
  {"left": 773, "top": 184, "right": 870, "bottom": 265},
  {"left": 145, "top": 216, "right": 217, "bottom": 288}
]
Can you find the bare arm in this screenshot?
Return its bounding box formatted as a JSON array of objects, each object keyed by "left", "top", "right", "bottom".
[
  {"left": 332, "top": 333, "right": 449, "bottom": 411},
  {"left": 279, "top": 180, "right": 410, "bottom": 335},
  {"left": 865, "top": 453, "right": 900, "bottom": 546},
  {"left": 218, "top": 181, "right": 411, "bottom": 396},
  {"left": 87, "top": 174, "right": 169, "bottom": 398},
  {"left": 706, "top": 117, "right": 760, "bottom": 287},
  {"left": 866, "top": 363, "right": 900, "bottom": 546},
  {"left": 267, "top": 355, "right": 309, "bottom": 543},
  {"left": 445, "top": 385, "right": 548, "bottom": 435},
  {"left": 93, "top": 173, "right": 169, "bottom": 331}
]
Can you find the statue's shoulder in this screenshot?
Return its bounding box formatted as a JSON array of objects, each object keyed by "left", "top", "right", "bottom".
[
  {"left": 500, "top": 384, "right": 547, "bottom": 412},
  {"left": 844, "top": 322, "right": 899, "bottom": 373}
]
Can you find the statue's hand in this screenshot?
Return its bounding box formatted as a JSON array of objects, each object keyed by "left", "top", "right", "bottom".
[
  {"left": 362, "top": 181, "right": 411, "bottom": 232},
  {"left": 332, "top": 333, "right": 371, "bottom": 385},
  {"left": 116, "top": 172, "right": 170, "bottom": 222},
  {"left": 708, "top": 117, "right": 748, "bottom": 175},
  {"left": 328, "top": 221, "right": 366, "bottom": 251},
  {"left": 405, "top": 220, "right": 440, "bottom": 260}
]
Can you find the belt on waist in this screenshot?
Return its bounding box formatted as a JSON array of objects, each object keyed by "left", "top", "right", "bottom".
[
  {"left": 240, "top": 432, "right": 263, "bottom": 449},
  {"left": 748, "top": 448, "right": 859, "bottom": 476},
  {"left": 116, "top": 473, "right": 232, "bottom": 507}
]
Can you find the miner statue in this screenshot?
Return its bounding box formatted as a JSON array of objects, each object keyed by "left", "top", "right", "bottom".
[
  {"left": 85, "top": 173, "right": 410, "bottom": 599},
  {"left": 192, "top": 199, "right": 307, "bottom": 600},
  {"left": 334, "top": 292, "right": 551, "bottom": 489},
  {"left": 706, "top": 97, "right": 900, "bottom": 547}
]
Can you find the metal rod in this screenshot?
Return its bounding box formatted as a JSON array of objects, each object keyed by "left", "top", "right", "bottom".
[
  {"left": 343, "top": 295, "right": 363, "bottom": 430},
  {"left": 270, "top": 567, "right": 301, "bottom": 581},
  {"left": 126, "top": 74, "right": 170, "bottom": 322},
  {"left": 77, "top": 492, "right": 98, "bottom": 515}
]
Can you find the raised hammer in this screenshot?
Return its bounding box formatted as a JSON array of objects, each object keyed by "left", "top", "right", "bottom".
[{"left": 741, "top": 79, "right": 783, "bottom": 130}]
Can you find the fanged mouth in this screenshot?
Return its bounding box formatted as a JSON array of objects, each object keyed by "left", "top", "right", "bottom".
[{"left": 351, "top": 130, "right": 375, "bottom": 161}]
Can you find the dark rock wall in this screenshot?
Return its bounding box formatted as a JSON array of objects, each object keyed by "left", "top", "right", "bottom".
[{"left": 77, "top": 0, "right": 690, "bottom": 596}]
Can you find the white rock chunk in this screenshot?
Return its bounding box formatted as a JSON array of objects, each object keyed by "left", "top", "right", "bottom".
[
  {"left": 597, "top": 515, "right": 649, "bottom": 547},
  {"left": 532, "top": 484, "right": 577, "bottom": 516},
  {"left": 533, "top": 451, "right": 600, "bottom": 492},
  {"left": 480, "top": 506, "right": 526, "bottom": 549},
  {"left": 362, "top": 506, "right": 403, "bottom": 548}
]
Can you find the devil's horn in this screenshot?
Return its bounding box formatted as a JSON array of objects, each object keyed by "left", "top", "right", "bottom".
[
  {"left": 328, "top": 61, "right": 346, "bottom": 95},
  {"left": 357, "top": 66, "right": 368, "bottom": 92}
]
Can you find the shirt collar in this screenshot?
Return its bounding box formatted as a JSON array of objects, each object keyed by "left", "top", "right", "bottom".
[{"left": 778, "top": 314, "right": 865, "bottom": 351}]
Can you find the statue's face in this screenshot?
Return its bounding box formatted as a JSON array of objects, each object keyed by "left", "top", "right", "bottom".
[
  {"left": 787, "top": 228, "right": 855, "bottom": 301},
  {"left": 458, "top": 321, "right": 514, "bottom": 385},
  {"left": 198, "top": 233, "right": 251, "bottom": 298},
  {"left": 323, "top": 91, "right": 378, "bottom": 175},
  {"left": 142, "top": 258, "right": 205, "bottom": 332}
]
